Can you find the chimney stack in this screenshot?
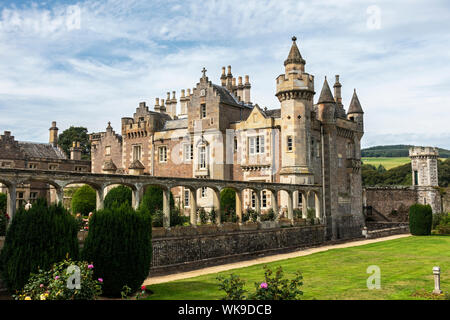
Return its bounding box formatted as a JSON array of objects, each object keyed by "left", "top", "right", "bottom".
[
  {"left": 49, "top": 121, "right": 59, "bottom": 147},
  {"left": 70, "top": 141, "right": 82, "bottom": 160},
  {"left": 243, "top": 75, "right": 251, "bottom": 104},
  {"left": 221, "top": 66, "right": 227, "bottom": 86},
  {"left": 334, "top": 75, "right": 342, "bottom": 105}
]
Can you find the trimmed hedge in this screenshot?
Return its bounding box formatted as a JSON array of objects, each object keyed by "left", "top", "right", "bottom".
[
  {"left": 81, "top": 203, "right": 152, "bottom": 297},
  {"left": 0, "top": 202, "right": 79, "bottom": 292},
  {"left": 104, "top": 185, "right": 132, "bottom": 209},
  {"left": 0, "top": 193, "right": 7, "bottom": 236},
  {"left": 71, "top": 185, "right": 96, "bottom": 215},
  {"left": 409, "top": 204, "right": 433, "bottom": 235}
]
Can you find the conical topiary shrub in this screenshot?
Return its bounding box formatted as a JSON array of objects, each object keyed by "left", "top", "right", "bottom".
[
  {"left": 0, "top": 201, "right": 79, "bottom": 292},
  {"left": 103, "top": 185, "right": 132, "bottom": 209},
  {"left": 81, "top": 202, "right": 152, "bottom": 297},
  {"left": 409, "top": 204, "right": 433, "bottom": 235}
]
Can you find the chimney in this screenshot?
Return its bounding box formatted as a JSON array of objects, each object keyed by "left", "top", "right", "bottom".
[
  {"left": 154, "top": 98, "right": 161, "bottom": 112},
  {"left": 70, "top": 141, "right": 82, "bottom": 160},
  {"left": 243, "top": 75, "right": 251, "bottom": 104},
  {"left": 220, "top": 66, "right": 227, "bottom": 86},
  {"left": 237, "top": 76, "right": 244, "bottom": 101},
  {"left": 226, "top": 65, "right": 233, "bottom": 90},
  {"left": 160, "top": 99, "right": 166, "bottom": 113},
  {"left": 49, "top": 121, "right": 59, "bottom": 147},
  {"left": 180, "top": 89, "right": 188, "bottom": 116},
  {"left": 334, "top": 75, "right": 342, "bottom": 105}
]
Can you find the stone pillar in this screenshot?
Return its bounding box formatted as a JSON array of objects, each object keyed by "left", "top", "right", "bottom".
[
  {"left": 213, "top": 189, "right": 221, "bottom": 225},
  {"left": 287, "top": 191, "right": 293, "bottom": 221},
  {"left": 315, "top": 192, "right": 321, "bottom": 220},
  {"left": 163, "top": 188, "right": 170, "bottom": 228},
  {"left": 433, "top": 266, "right": 443, "bottom": 294},
  {"left": 132, "top": 187, "right": 143, "bottom": 210},
  {"left": 235, "top": 190, "right": 242, "bottom": 223},
  {"left": 302, "top": 192, "right": 307, "bottom": 219},
  {"left": 255, "top": 190, "right": 261, "bottom": 222},
  {"left": 56, "top": 187, "right": 64, "bottom": 205},
  {"left": 7, "top": 184, "right": 16, "bottom": 223},
  {"left": 96, "top": 188, "right": 104, "bottom": 211},
  {"left": 271, "top": 190, "right": 279, "bottom": 220},
  {"left": 190, "top": 189, "right": 197, "bottom": 226}
]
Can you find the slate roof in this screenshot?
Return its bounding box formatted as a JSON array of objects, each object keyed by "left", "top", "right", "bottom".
[
  {"left": 18, "top": 142, "right": 67, "bottom": 160},
  {"left": 317, "top": 78, "right": 335, "bottom": 104},
  {"left": 262, "top": 108, "right": 281, "bottom": 118},
  {"left": 348, "top": 90, "right": 364, "bottom": 114},
  {"left": 212, "top": 84, "right": 242, "bottom": 107},
  {"left": 162, "top": 118, "right": 188, "bottom": 131},
  {"left": 284, "top": 37, "right": 306, "bottom": 66}
]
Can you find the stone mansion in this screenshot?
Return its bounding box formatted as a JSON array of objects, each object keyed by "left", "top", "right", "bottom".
[{"left": 89, "top": 37, "right": 366, "bottom": 235}]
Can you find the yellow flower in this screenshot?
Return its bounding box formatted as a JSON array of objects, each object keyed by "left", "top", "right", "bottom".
[
  {"left": 24, "top": 296, "right": 31, "bottom": 300},
  {"left": 40, "top": 294, "right": 47, "bottom": 300}
]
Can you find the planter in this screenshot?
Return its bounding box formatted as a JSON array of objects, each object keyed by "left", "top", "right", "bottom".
[
  {"left": 293, "top": 218, "right": 306, "bottom": 226},
  {"left": 196, "top": 224, "right": 219, "bottom": 235},
  {"left": 152, "top": 227, "right": 166, "bottom": 238},
  {"left": 239, "top": 222, "right": 259, "bottom": 231},
  {"left": 278, "top": 218, "right": 292, "bottom": 228},
  {"left": 220, "top": 222, "right": 240, "bottom": 233},
  {"left": 168, "top": 225, "right": 198, "bottom": 237},
  {"left": 259, "top": 221, "right": 278, "bottom": 229}
]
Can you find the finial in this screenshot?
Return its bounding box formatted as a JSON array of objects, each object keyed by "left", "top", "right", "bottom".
[
  {"left": 292, "top": 36, "right": 297, "bottom": 42},
  {"left": 201, "top": 67, "right": 207, "bottom": 77}
]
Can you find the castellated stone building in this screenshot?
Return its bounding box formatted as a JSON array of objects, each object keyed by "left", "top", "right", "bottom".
[
  {"left": 0, "top": 122, "right": 91, "bottom": 207},
  {"left": 90, "top": 37, "right": 366, "bottom": 237}
]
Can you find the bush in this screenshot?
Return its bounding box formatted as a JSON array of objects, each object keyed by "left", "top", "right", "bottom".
[
  {"left": 435, "top": 213, "right": 450, "bottom": 235},
  {"left": 220, "top": 188, "right": 236, "bottom": 214},
  {"left": 141, "top": 186, "right": 174, "bottom": 214},
  {"left": 432, "top": 212, "right": 448, "bottom": 230},
  {"left": 104, "top": 186, "right": 132, "bottom": 209},
  {"left": 307, "top": 208, "right": 316, "bottom": 225},
  {"left": 0, "top": 202, "right": 79, "bottom": 292},
  {"left": 260, "top": 209, "right": 275, "bottom": 222},
  {"left": 409, "top": 204, "right": 433, "bottom": 235},
  {"left": 217, "top": 265, "right": 304, "bottom": 300},
  {"left": 0, "top": 193, "right": 8, "bottom": 236},
  {"left": 13, "top": 258, "right": 102, "bottom": 300},
  {"left": 81, "top": 203, "right": 152, "bottom": 297},
  {"left": 170, "top": 207, "right": 189, "bottom": 227},
  {"left": 198, "top": 208, "right": 208, "bottom": 225},
  {"left": 221, "top": 209, "right": 237, "bottom": 223},
  {"left": 71, "top": 185, "right": 96, "bottom": 216},
  {"left": 245, "top": 208, "right": 259, "bottom": 222},
  {"left": 209, "top": 209, "right": 217, "bottom": 224},
  {"left": 293, "top": 208, "right": 302, "bottom": 219}
]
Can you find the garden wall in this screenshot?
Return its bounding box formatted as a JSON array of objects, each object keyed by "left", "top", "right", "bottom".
[{"left": 364, "top": 187, "right": 417, "bottom": 221}]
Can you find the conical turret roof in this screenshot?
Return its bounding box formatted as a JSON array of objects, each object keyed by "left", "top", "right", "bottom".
[
  {"left": 318, "top": 77, "right": 335, "bottom": 104},
  {"left": 348, "top": 89, "right": 364, "bottom": 114},
  {"left": 284, "top": 36, "right": 305, "bottom": 66}
]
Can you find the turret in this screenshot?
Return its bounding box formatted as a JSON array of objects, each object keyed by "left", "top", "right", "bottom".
[
  {"left": 347, "top": 89, "right": 364, "bottom": 132},
  {"left": 49, "top": 121, "right": 59, "bottom": 147},
  {"left": 317, "top": 77, "right": 336, "bottom": 124}
]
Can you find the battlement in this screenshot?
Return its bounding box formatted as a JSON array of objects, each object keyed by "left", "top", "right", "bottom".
[{"left": 409, "top": 146, "right": 439, "bottom": 158}]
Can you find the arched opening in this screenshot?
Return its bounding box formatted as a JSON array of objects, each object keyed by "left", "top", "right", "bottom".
[
  {"left": 194, "top": 186, "right": 221, "bottom": 225},
  {"left": 141, "top": 183, "right": 173, "bottom": 228},
  {"left": 241, "top": 187, "right": 261, "bottom": 222}
]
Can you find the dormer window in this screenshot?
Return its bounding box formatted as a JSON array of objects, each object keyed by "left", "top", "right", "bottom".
[{"left": 201, "top": 104, "right": 206, "bottom": 118}]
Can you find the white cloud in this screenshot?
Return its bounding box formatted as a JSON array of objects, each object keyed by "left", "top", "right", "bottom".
[{"left": 0, "top": 0, "right": 449, "bottom": 149}]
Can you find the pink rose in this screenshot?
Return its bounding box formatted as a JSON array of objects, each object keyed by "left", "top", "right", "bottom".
[
  {"left": 260, "top": 282, "right": 268, "bottom": 289},
  {"left": 55, "top": 276, "right": 60, "bottom": 280},
  {"left": 98, "top": 278, "right": 103, "bottom": 283},
  {"left": 40, "top": 284, "right": 44, "bottom": 288},
  {"left": 88, "top": 264, "right": 94, "bottom": 269},
  {"left": 141, "top": 285, "right": 146, "bottom": 291}
]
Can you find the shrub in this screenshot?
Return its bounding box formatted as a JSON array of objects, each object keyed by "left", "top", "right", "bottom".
[
  {"left": 71, "top": 185, "right": 96, "bottom": 216},
  {"left": 0, "top": 193, "right": 7, "bottom": 236},
  {"left": 170, "top": 207, "right": 189, "bottom": 227},
  {"left": 217, "top": 265, "right": 304, "bottom": 300},
  {"left": 104, "top": 186, "right": 132, "bottom": 209},
  {"left": 209, "top": 209, "right": 217, "bottom": 224},
  {"left": 198, "top": 208, "right": 208, "bottom": 225},
  {"left": 293, "top": 208, "right": 302, "bottom": 219},
  {"left": 307, "top": 208, "right": 316, "bottom": 225},
  {"left": 13, "top": 258, "right": 102, "bottom": 300},
  {"left": 435, "top": 213, "right": 450, "bottom": 235},
  {"left": 141, "top": 186, "right": 174, "bottom": 214},
  {"left": 220, "top": 188, "right": 236, "bottom": 214},
  {"left": 0, "top": 192, "right": 6, "bottom": 213},
  {"left": 245, "top": 208, "right": 259, "bottom": 222},
  {"left": 221, "top": 209, "right": 237, "bottom": 223},
  {"left": 81, "top": 203, "right": 152, "bottom": 297},
  {"left": 409, "top": 204, "right": 433, "bottom": 235},
  {"left": 0, "top": 202, "right": 79, "bottom": 292},
  {"left": 261, "top": 209, "right": 275, "bottom": 222},
  {"left": 432, "top": 212, "right": 448, "bottom": 230}
]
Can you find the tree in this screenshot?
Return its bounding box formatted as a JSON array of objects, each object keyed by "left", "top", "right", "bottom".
[
  {"left": 141, "top": 186, "right": 174, "bottom": 214},
  {"left": 58, "top": 126, "right": 91, "bottom": 160},
  {"left": 104, "top": 186, "right": 132, "bottom": 209},
  {"left": 220, "top": 188, "right": 236, "bottom": 214},
  {"left": 82, "top": 203, "right": 152, "bottom": 297},
  {"left": 71, "top": 185, "right": 96, "bottom": 216},
  {"left": 0, "top": 202, "right": 79, "bottom": 292}
]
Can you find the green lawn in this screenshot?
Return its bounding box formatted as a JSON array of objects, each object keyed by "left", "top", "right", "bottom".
[
  {"left": 361, "top": 157, "right": 410, "bottom": 170},
  {"left": 146, "top": 236, "right": 450, "bottom": 300}
]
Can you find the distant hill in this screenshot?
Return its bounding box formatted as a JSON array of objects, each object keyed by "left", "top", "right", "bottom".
[{"left": 361, "top": 145, "right": 450, "bottom": 158}]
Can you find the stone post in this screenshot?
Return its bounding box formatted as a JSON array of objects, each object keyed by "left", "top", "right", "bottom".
[
  {"left": 213, "top": 189, "right": 221, "bottom": 225},
  {"left": 163, "top": 188, "right": 171, "bottom": 228},
  {"left": 315, "top": 192, "right": 321, "bottom": 220},
  {"left": 433, "top": 266, "right": 442, "bottom": 294},
  {"left": 271, "top": 190, "right": 279, "bottom": 220},
  {"left": 301, "top": 192, "right": 307, "bottom": 219},
  {"left": 255, "top": 190, "right": 261, "bottom": 222},
  {"left": 56, "top": 187, "right": 64, "bottom": 205},
  {"left": 96, "top": 187, "right": 104, "bottom": 211},
  {"left": 235, "top": 190, "right": 242, "bottom": 223},
  {"left": 287, "top": 191, "right": 293, "bottom": 221},
  {"left": 190, "top": 189, "right": 197, "bottom": 226},
  {"left": 132, "top": 186, "right": 143, "bottom": 210},
  {"left": 7, "top": 184, "right": 16, "bottom": 223}
]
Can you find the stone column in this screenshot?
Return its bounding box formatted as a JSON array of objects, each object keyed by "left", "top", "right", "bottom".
[
  {"left": 315, "top": 192, "right": 321, "bottom": 220},
  {"left": 96, "top": 187, "right": 104, "bottom": 211},
  {"left": 190, "top": 189, "right": 197, "bottom": 226},
  {"left": 271, "top": 190, "right": 279, "bottom": 220},
  {"left": 235, "top": 190, "right": 243, "bottom": 223},
  {"left": 7, "top": 184, "right": 16, "bottom": 223},
  {"left": 213, "top": 189, "right": 221, "bottom": 225},
  {"left": 287, "top": 191, "right": 293, "bottom": 221},
  {"left": 163, "top": 188, "right": 171, "bottom": 228},
  {"left": 433, "top": 266, "right": 443, "bottom": 294},
  {"left": 56, "top": 187, "right": 64, "bottom": 205},
  {"left": 132, "top": 186, "right": 143, "bottom": 210},
  {"left": 302, "top": 192, "right": 307, "bottom": 219},
  {"left": 255, "top": 190, "right": 261, "bottom": 222}
]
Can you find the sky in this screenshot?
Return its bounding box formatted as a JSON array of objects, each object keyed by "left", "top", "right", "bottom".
[{"left": 0, "top": 0, "right": 449, "bottom": 149}]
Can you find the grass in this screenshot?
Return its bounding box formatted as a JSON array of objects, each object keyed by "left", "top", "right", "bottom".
[
  {"left": 145, "top": 236, "right": 450, "bottom": 300},
  {"left": 362, "top": 157, "right": 411, "bottom": 170}
]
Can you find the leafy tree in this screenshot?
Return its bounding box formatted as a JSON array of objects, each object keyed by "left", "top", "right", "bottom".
[
  {"left": 82, "top": 203, "right": 152, "bottom": 297},
  {"left": 220, "top": 188, "right": 236, "bottom": 214},
  {"left": 71, "top": 185, "right": 96, "bottom": 216},
  {"left": 104, "top": 186, "right": 132, "bottom": 209},
  {"left": 141, "top": 186, "right": 174, "bottom": 214},
  {"left": 58, "top": 126, "right": 91, "bottom": 160},
  {"left": 0, "top": 202, "right": 79, "bottom": 292}
]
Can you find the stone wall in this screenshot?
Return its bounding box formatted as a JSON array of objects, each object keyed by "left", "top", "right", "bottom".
[
  {"left": 442, "top": 187, "right": 450, "bottom": 213},
  {"left": 366, "top": 222, "right": 409, "bottom": 231},
  {"left": 366, "top": 226, "right": 409, "bottom": 239},
  {"left": 364, "top": 187, "right": 417, "bottom": 221}
]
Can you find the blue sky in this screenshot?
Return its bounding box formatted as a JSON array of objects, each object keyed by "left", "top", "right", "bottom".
[{"left": 0, "top": 0, "right": 449, "bottom": 149}]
